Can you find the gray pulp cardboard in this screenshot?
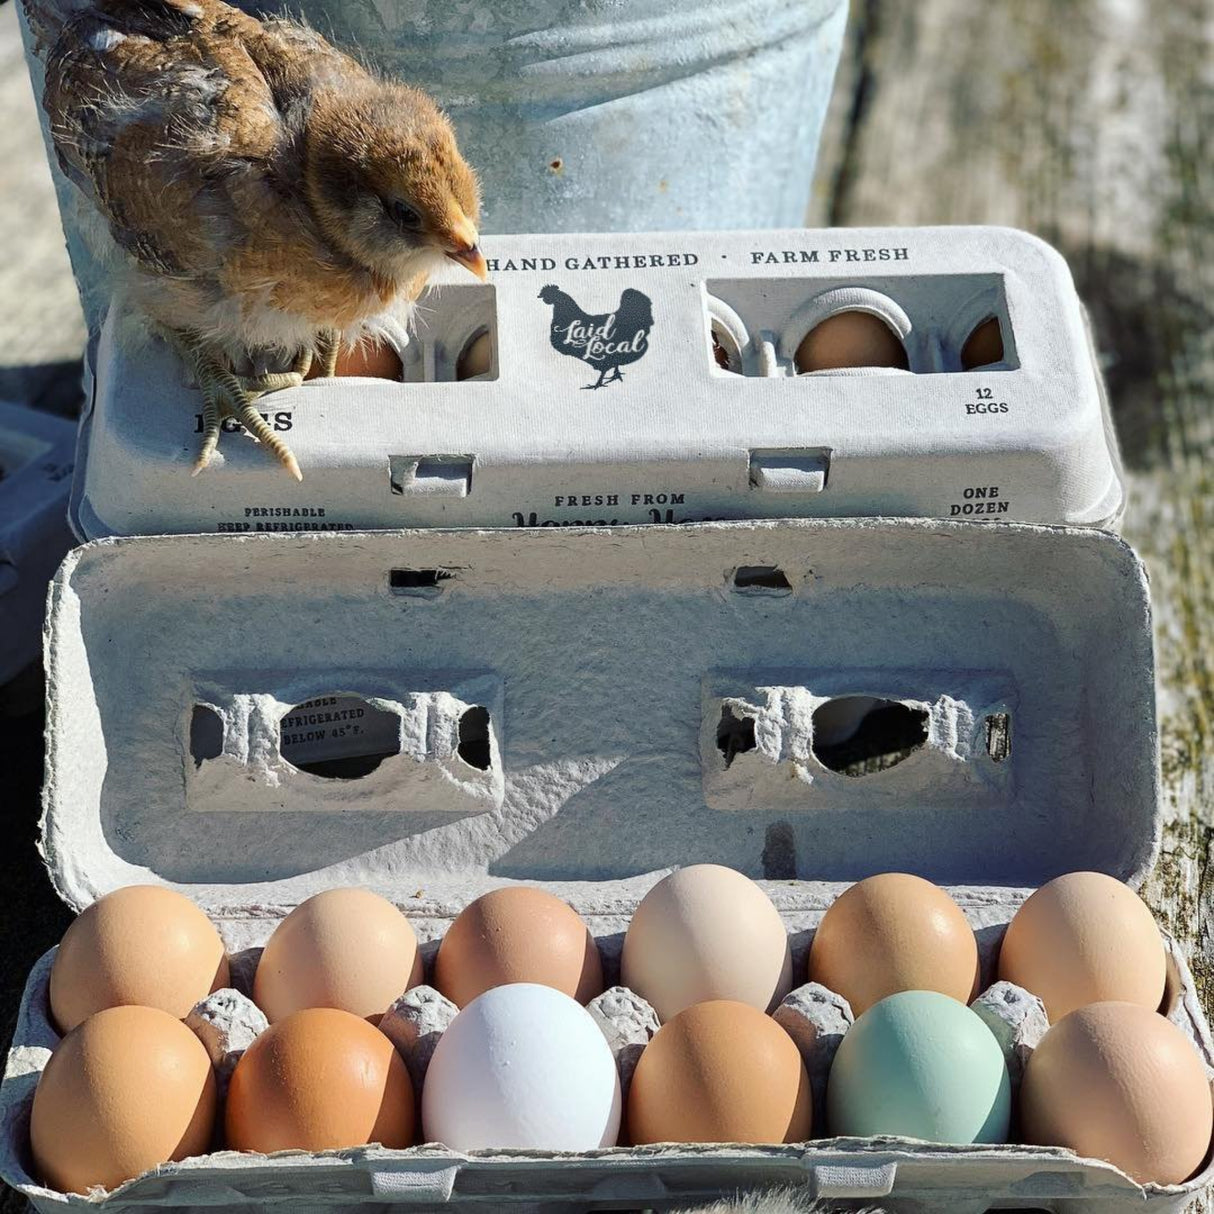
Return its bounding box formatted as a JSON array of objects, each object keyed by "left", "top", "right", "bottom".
[
  {"left": 70, "top": 226, "right": 1124, "bottom": 540},
  {"left": 4, "top": 519, "right": 1210, "bottom": 1213},
  {"left": 0, "top": 402, "right": 75, "bottom": 686}
]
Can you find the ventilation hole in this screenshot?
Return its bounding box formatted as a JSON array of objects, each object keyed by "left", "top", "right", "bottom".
[
  {"left": 189, "top": 705, "right": 224, "bottom": 767},
  {"left": 961, "top": 316, "right": 1005, "bottom": 369},
  {"left": 733, "top": 565, "right": 792, "bottom": 592},
  {"left": 717, "top": 706, "right": 757, "bottom": 768},
  {"left": 710, "top": 322, "right": 742, "bottom": 374},
  {"left": 812, "top": 697, "right": 929, "bottom": 776},
  {"left": 762, "top": 821, "right": 797, "bottom": 880},
  {"left": 457, "top": 706, "right": 492, "bottom": 770},
  {"left": 279, "top": 695, "right": 401, "bottom": 779},
  {"left": 985, "top": 712, "right": 1012, "bottom": 762},
  {"left": 389, "top": 567, "right": 453, "bottom": 594},
  {"left": 456, "top": 330, "right": 493, "bottom": 380}
]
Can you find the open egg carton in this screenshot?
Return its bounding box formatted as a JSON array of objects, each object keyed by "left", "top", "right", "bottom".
[
  {"left": 70, "top": 226, "right": 1124, "bottom": 539},
  {"left": 0, "top": 401, "right": 76, "bottom": 687},
  {"left": 3, "top": 518, "right": 1211, "bottom": 1213}
]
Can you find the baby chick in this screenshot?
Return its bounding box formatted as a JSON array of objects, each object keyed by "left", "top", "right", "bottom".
[{"left": 28, "top": 0, "right": 485, "bottom": 478}]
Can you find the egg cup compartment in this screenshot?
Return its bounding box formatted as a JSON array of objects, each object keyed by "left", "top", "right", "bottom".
[
  {"left": 399, "top": 285, "right": 498, "bottom": 384},
  {"left": 9, "top": 519, "right": 1209, "bottom": 1212},
  {"left": 704, "top": 271, "right": 1017, "bottom": 378},
  {"left": 186, "top": 674, "right": 503, "bottom": 814},
  {"left": 702, "top": 672, "right": 1014, "bottom": 812}
]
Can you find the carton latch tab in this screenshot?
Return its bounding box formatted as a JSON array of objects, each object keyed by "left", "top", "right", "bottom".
[
  {"left": 806, "top": 1160, "right": 897, "bottom": 1199},
  {"left": 750, "top": 449, "right": 830, "bottom": 493},
  {"left": 390, "top": 455, "right": 474, "bottom": 497}
]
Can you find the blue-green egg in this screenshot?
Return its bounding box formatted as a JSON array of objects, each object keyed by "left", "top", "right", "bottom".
[{"left": 827, "top": 990, "right": 1011, "bottom": 1143}]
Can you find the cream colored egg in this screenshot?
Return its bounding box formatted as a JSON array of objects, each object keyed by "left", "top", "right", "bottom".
[
  {"left": 808, "top": 873, "right": 980, "bottom": 1016},
  {"left": 254, "top": 888, "right": 423, "bottom": 1023},
  {"left": 226, "top": 1007, "right": 413, "bottom": 1152},
  {"left": 31, "top": 1005, "right": 217, "bottom": 1194},
  {"left": 49, "top": 885, "right": 230, "bottom": 1034},
  {"left": 456, "top": 331, "right": 493, "bottom": 380},
  {"left": 621, "top": 865, "right": 792, "bottom": 1022},
  {"left": 1021, "top": 1001, "right": 1213, "bottom": 1185},
  {"left": 998, "top": 871, "right": 1167, "bottom": 1021}
]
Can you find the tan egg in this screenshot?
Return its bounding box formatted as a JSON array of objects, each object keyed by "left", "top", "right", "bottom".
[
  {"left": 49, "top": 885, "right": 230, "bottom": 1034},
  {"left": 808, "top": 873, "right": 979, "bottom": 1016},
  {"left": 628, "top": 1000, "right": 811, "bottom": 1144},
  {"left": 960, "top": 316, "right": 1005, "bottom": 369},
  {"left": 31, "top": 1005, "right": 217, "bottom": 1194},
  {"left": 795, "top": 311, "right": 908, "bottom": 373},
  {"left": 254, "top": 888, "right": 423, "bottom": 1023},
  {"left": 456, "top": 331, "right": 493, "bottom": 380},
  {"left": 306, "top": 340, "right": 402, "bottom": 380},
  {"left": 1022, "top": 1001, "right": 1213, "bottom": 1185},
  {"left": 621, "top": 864, "right": 792, "bottom": 1022},
  {"left": 226, "top": 1007, "right": 414, "bottom": 1152},
  {"left": 434, "top": 887, "right": 603, "bottom": 1008},
  {"left": 998, "top": 871, "right": 1166, "bottom": 1021}
]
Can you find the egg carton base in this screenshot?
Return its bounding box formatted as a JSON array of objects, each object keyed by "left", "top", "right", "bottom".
[{"left": 3, "top": 928, "right": 1210, "bottom": 1213}]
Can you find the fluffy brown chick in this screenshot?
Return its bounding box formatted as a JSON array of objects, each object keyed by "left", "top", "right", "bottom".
[{"left": 31, "top": 0, "right": 485, "bottom": 477}]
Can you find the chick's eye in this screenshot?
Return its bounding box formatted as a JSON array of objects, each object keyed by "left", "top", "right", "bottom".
[{"left": 386, "top": 199, "right": 423, "bottom": 232}]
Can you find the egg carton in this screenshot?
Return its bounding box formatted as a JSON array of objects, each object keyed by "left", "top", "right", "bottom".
[
  {"left": 69, "top": 226, "right": 1124, "bottom": 540},
  {"left": 0, "top": 402, "right": 76, "bottom": 686},
  {"left": 3, "top": 518, "right": 1209, "bottom": 1214}
]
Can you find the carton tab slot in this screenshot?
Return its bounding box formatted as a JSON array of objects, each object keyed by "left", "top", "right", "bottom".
[
  {"left": 733, "top": 566, "right": 792, "bottom": 592},
  {"left": 811, "top": 697, "right": 930, "bottom": 776},
  {"left": 389, "top": 455, "right": 474, "bottom": 497},
  {"left": 389, "top": 568, "right": 453, "bottom": 596}
]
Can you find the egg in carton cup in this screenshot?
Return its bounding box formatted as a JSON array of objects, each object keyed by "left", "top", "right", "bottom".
[
  {"left": 4, "top": 519, "right": 1212, "bottom": 1212},
  {"left": 70, "top": 226, "right": 1123, "bottom": 541},
  {"left": 0, "top": 402, "right": 76, "bottom": 688}
]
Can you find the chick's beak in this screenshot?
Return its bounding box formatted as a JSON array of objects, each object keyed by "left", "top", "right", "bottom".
[{"left": 446, "top": 217, "right": 488, "bottom": 281}]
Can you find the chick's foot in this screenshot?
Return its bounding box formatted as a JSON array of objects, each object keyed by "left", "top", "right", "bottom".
[{"left": 167, "top": 331, "right": 304, "bottom": 481}]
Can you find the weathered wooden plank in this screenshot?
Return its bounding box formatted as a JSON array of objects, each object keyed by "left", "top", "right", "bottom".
[{"left": 814, "top": 2, "right": 1214, "bottom": 1207}]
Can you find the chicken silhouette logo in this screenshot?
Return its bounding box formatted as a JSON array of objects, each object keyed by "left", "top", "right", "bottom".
[{"left": 538, "top": 285, "right": 654, "bottom": 389}]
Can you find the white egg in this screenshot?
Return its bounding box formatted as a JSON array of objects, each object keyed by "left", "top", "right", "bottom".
[{"left": 421, "top": 983, "right": 621, "bottom": 1151}]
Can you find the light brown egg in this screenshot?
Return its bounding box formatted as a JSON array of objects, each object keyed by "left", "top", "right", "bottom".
[
  {"left": 998, "top": 871, "right": 1167, "bottom": 1021},
  {"left": 254, "top": 888, "right": 423, "bottom": 1023},
  {"left": 225, "top": 1007, "right": 414, "bottom": 1152},
  {"left": 306, "top": 341, "right": 402, "bottom": 380},
  {"left": 960, "top": 316, "right": 1005, "bottom": 369},
  {"left": 31, "top": 1005, "right": 217, "bottom": 1194},
  {"left": 628, "top": 1000, "right": 811, "bottom": 1145},
  {"left": 456, "top": 331, "right": 493, "bottom": 380},
  {"left": 434, "top": 887, "right": 603, "bottom": 1008},
  {"left": 1021, "top": 1001, "right": 1213, "bottom": 1185},
  {"left": 795, "top": 311, "right": 909, "bottom": 373},
  {"left": 808, "top": 873, "right": 980, "bottom": 1016},
  {"left": 621, "top": 864, "right": 793, "bottom": 1022},
  {"left": 49, "top": 885, "right": 229, "bottom": 1034}
]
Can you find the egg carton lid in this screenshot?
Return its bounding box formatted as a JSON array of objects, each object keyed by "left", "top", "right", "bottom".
[
  {"left": 38, "top": 517, "right": 1157, "bottom": 929},
  {"left": 68, "top": 225, "right": 1126, "bottom": 539}
]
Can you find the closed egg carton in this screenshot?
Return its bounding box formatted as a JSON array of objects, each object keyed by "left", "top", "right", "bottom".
[{"left": 72, "top": 226, "right": 1122, "bottom": 539}]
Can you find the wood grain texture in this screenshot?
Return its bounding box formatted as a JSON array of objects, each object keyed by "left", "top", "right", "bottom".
[{"left": 810, "top": 3, "right": 1213, "bottom": 1207}]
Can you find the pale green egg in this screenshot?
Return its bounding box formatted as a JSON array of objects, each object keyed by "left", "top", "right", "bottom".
[{"left": 827, "top": 989, "right": 1011, "bottom": 1143}]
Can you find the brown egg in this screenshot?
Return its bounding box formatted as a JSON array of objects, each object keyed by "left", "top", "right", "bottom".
[
  {"left": 808, "top": 873, "right": 980, "bottom": 1016},
  {"left": 456, "top": 331, "right": 493, "bottom": 380},
  {"left": 1021, "top": 1001, "right": 1213, "bottom": 1185},
  {"left": 31, "top": 1005, "right": 217, "bottom": 1194},
  {"left": 226, "top": 1007, "right": 414, "bottom": 1152},
  {"left": 434, "top": 887, "right": 603, "bottom": 1008},
  {"left": 795, "top": 311, "right": 909, "bottom": 373},
  {"left": 254, "top": 888, "right": 423, "bottom": 1023},
  {"left": 49, "top": 885, "right": 229, "bottom": 1034},
  {"left": 960, "top": 316, "right": 1005, "bottom": 369},
  {"left": 628, "top": 1000, "right": 811, "bottom": 1144},
  {"left": 998, "top": 871, "right": 1167, "bottom": 1021},
  {"left": 305, "top": 341, "right": 402, "bottom": 380},
  {"left": 621, "top": 865, "right": 793, "bottom": 1023}
]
